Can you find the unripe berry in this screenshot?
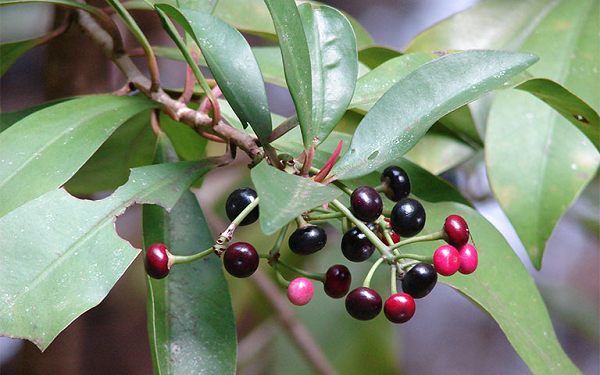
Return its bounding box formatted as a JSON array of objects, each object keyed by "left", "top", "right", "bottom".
[
  {"left": 145, "top": 243, "right": 171, "bottom": 279},
  {"left": 458, "top": 243, "right": 478, "bottom": 274},
  {"left": 443, "top": 215, "right": 470, "bottom": 248},
  {"left": 384, "top": 293, "right": 416, "bottom": 324},
  {"left": 433, "top": 245, "right": 460, "bottom": 276},
  {"left": 287, "top": 278, "right": 314, "bottom": 306}
]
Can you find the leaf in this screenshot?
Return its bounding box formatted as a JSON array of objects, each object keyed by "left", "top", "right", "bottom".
[
  {"left": 349, "top": 52, "right": 437, "bottom": 113},
  {"left": 357, "top": 46, "right": 402, "bottom": 69},
  {"left": 331, "top": 50, "right": 539, "bottom": 180},
  {"left": 157, "top": 5, "right": 272, "bottom": 145},
  {"left": 485, "top": 0, "right": 599, "bottom": 269},
  {"left": 143, "top": 135, "right": 236, "bottom": 375},
  {"left": 514, "top": 78, "right": 599, "bottom": 150},
  {"left": 176, "top": 0, "right": 218, "bottom": 12},
  {"left": 0, "top": 159, "right": 217, "bottom": 350},
  {"left": 0, "top": 97, "right": 74, "bottom": 132},
  {"left": 1, "top": 37, "right": 40, "bottom": 77},
  {"left": 160, "top": 111, "right": 209, "bottom": 161},
  {"left": 298, "top": 3, "right": 358, "bottom": 148},
  {"left": 250, "top": 161, "right": 342, "bottom": 235},
  {"left": 263, "top": 0, "right": 312, "bottom": 145},
  {"left": 0, "top": 95, "right": 160, "bottom": 217}
]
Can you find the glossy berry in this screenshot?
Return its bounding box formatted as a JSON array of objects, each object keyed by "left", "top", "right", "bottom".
[
  {"left": 384, "top": 219, "right": 400, "bottom": 245},
  {"left": 458, "top": 243, "right": 478, "bottom": 274},
  {"left": 351, "top": 186, "right": 383, "bottom": 222},
  {"left": 433, "top": 245, "right": 460, "bottom": 276},
  {"left": 145, "top": 243, "right": 171, "bottom": 279},
  {"left": 223, "top": 242, "right": 259, "bottom": 278},
  {"left": 289, "top": 225, "right": 327, "bottom": 255},
  {"left": 345, "top": 287, "right": 382, "bottom": 321},
  {"left": 443, "top": 215, "right": 470, "bottom": 248},
  {"left": 384, "top": 293, "right": 416, "bottom": 324},
  {"left": 324, "top": 265, "right": 352, "bottom": 299},
  {"left": 287, "top": 278, "right": 314, "bottom": 306},
  {"left": 341, "top": 223, "right": 376, "bottom": 262},
  {"left": 225, "top": 187, "right": 259, "bottom": 226},
  {"left": 381, "top": 166, "right": 411, "bottom": 201},
  {"left": 390, "top": 198, "right": 426, "bottom": 237},
  {"left": 401, "top": 263, "right": 437, "bottom": 298}
]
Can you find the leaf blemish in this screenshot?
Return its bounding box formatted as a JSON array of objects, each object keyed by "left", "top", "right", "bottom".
[{"left": 572, "top": 114, "right": 590, "bottom": 124}]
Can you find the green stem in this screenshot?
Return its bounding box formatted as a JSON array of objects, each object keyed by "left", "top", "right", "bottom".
[
  {"left": 390, "top": 266, "right": 398, "bottom": 295},
  {"left": 392, "top": 253, "right": 433, "bottom": 263},
  {"left": 389, "top": 230, "right": 445, "bottom": 251},
  {"left": 276, "top": 260, "right": 325, "bottom": 282},
  {"left": 332, "top": 180, "right": 353, "bottom": 196},
  {"left": 269, "top": 224, "right": 289, "bottom": 260},
  {"left": 376, "top": 216, "right": 395, "bottom": 247},
  {"left": 363, "top": 257, "right": 385, "bottom": 288},
  {"left": 342, "top": 217, "right": 349, "bottom": 234},
  {"left": 272, "top": 264, "right": 291, "bottom": 287},
  {"left": 171, "top": 247, "right": 213, "bottom": 265},
  {"left": 306, "top": 212, "right": 345, "bottom": 221},
  {"left": 233, "top": 197, "right": 260, "bottom": 227},
  {"left": 330, "top": 199, "right": 393, "bottom": 260}
]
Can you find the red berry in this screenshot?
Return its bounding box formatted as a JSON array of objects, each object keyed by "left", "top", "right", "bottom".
[
  {"left": 433, "top": 245, "right": 460, "bottom": 276},
  {"left": 443, "top": 215, "right": 470, "bottom": 248},
  {"left": 287, "top": 278, "right": 314, "bottom": 306},
  {"left": 351, "top": 186, "right": 383, "bottom": 222},
  {"left": 384, "top": 293, "right": 416, "bottom": 324},
  {"left": 145, "top": 243, "right": 171, "bottom": 279},
  {"left": 384, "top": 219, "right": 401, "bottom": 245},
  {"left": 345, "top": 287, "right": 382, "bottom": 321},
  {"left": 223, "top": 242, "right": 259, "bottom": 278},
  {"left": 458, "top": 243, "right": 478, "bottom": 274},
  {"left": 324, "top": 265, "right": 352, "bottom": 299}
]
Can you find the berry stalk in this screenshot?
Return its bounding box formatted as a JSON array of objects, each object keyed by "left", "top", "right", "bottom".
[
  {"left": 389, "top": 230, "right": 445, "bottom": 251},
  {"left": 362, "top": 257, "right": 385, "bottom": 288}
]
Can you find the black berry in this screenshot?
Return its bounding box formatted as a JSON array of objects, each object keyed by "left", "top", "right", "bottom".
[
  {"left": 390, "top": 198, "right": 426, "bottom": 237},
  {"left": 341, "top": 223, "right": 376, "bottom": 262},
  {"left": 225, "top": 187, "right": 259, "bottom": 226},
  {"left": 345, "top": 287, "right": 382, "bottom": 320},
  {"left": 351, "top": 186, "right": 383, "bottom": 222},
  {"left": 381, "top": 166, "right": 411, "bottom": 201},
  {"left": 443, "top": 215, "right": 470, "bottom": 248},
  {"left": 223, "top": 242, "right": 259, "bottom": 278},
  {"left": 289, "top": 225, "right": 327, "bottom": 255},
  {"left": 401, "top": 263, "right": 437, "bottom": 298},
  {"left": 145, "top": 243, "right": 171, "bottom": 279},
  {"left": 324, "top": 265, "right": 352, "bottom": 298}
]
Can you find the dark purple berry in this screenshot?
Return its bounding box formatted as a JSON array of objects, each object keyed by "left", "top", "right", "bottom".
[
  {"left": 390, "top": 198, "right": 426, "bottom": 237},
  {"left": 145, "top": 243, "right": 171, "bottom": 279},
  {"left": 351, "top": 186, "right": 383, "bottom": 222},
  {"left": 401, "top": 263, "right": 437, "bottom": 298},
  {"left": 289, "top": 225, "right": 327, "bottom": 255},
  {"left": 225, "top": 187, "right": 259, "bottom": 226},
  {"left": 384, "top": 293, "right": 416, "bottom": 324},
  {"left": 443, "top": 215, "right": 470, "bottom": 248},
  {"left": 324, "top": 265, "right": 352, "bottom": 298},
  {"left": 345, "top": 287, "right": 382, "bottom": 321},
  {"left": 223, "top": 242, "right": 259, "bottom": 278},
  {"left": 381, "top": 166, "right": 411, "bottom": 201},
  {"left": 341, "top": 223, "right": 376, "bottom": 262}
]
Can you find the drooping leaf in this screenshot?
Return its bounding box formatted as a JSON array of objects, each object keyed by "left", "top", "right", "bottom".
[
  {"left": 298, "top": 3, "right": 358, "bottom": 148},
  {"left": 349, "top": 52, "right": 437, "bottom": 113},
  {"left": 0, "top": 95, "right": 160, "bottom": 217},
  {"left": 250, "top": 161, "right": 342, "bottom": 235},
  {"left": 485, "top": 0, "right": 599, "bottom": 269},
  {"left": 1, "top": 37, "right": 41, "bottom": 77},
  {"left": 331, "top": 50, "right": 538, "bottom": 180},
  {"left": 357, "top": 46, "right": 402, "bottom": 69},
  {"left": 143, "top": 134, "right": 236, "bottom": 375},
  {"left": 262, "top": 0, "right": 312, "bottom": 146},
  {"left": 157, "top": 5, "right": 272, "bottom": 146},
  {"left": 0, "top": 159, "right": 217, "bottom": 350},
  {"left": 64, "top": 111, "right": 157, "bottom": 196}
]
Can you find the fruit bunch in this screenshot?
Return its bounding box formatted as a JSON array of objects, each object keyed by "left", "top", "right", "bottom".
[{"left": 144, "top": 165, "right": 478, "bottom": 324}]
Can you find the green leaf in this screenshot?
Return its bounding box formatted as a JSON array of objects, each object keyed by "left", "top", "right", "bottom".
[
  {"left": 157, "top": 5, "right": 272, "bottom": 145},
  {"left": 486, "top": 0, "right": 599, "bottom": 269},
  {"left": 177, "top": 0, "right": 218, "bottom": 12},
  {"left": 250, "top": 161, "right": 342, "bottom": 235},
  {"left": 160, "top": 111, "right": 209, "bottom": 161},
  {"left": 0, "top": 95, "right": 160, "bottom": 217},
  {"left": 0, "top": 159, "right": 217, "bottom": 350},
  {"left": 349, "top": 52, "right": 437, "bottom": 113},
  {"left": 331, "top": 50, "right": 539, "bottom": 180},
  {"left": 143, "top": 135, "right": 236, "bottom": 375},
  {"left": 1, "top": 37, "right": 40, "bottom": 77},
  {"left": 63, "top": 111, "right": 157, "bottom": 196},
  {"left": 357, "top": 46, "right": 402, "bottom": 69},
  {"left": 298, "top": 3, "right": 358, "bottom": 148},
  {"left": 263, "top": 0, "right": 312, "bottom": 146},
  {"left": 0, "top": 97, "right": 74, "bottom": 132}
]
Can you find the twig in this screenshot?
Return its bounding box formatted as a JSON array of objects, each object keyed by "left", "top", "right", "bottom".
[{"left": 251, "top": 271, "right": 338, "bottom": 375}]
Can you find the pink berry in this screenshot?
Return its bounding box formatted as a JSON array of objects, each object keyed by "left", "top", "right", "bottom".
[
  {"left": 384, "top": 293, "right": 416, "bottom": 324},
  {"left": 287, "top": 278, "right": 314, "bottom": 306},
  {"left": 458, "top": 243, "right": 478, "bottom": 274},
  {"left": 433, "top": 245, "right": 460, "bottom": 276},
  {"left": 443, "top": 215, "right": 470, "bottom": 248}
]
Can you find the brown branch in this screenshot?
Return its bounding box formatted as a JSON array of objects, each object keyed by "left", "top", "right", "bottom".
[{"left": 251, "top": 271, "right": 338, "bottom": 375}]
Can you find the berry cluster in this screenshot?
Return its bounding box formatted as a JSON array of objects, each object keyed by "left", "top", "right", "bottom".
[{"left": 144, "top": 164, "right": 478, "bottom": 326}]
